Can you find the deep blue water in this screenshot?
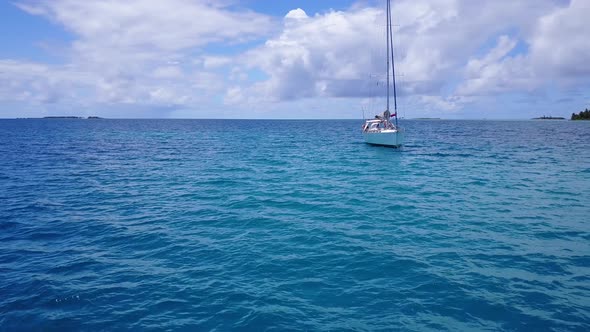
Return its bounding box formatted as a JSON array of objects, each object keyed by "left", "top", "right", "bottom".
[{"left": 0, "top": 119, "right": 589, "bottom": 331}]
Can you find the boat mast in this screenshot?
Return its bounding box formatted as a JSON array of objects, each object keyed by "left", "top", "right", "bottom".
[
  {"left": 386, "top": 0, "right": 390, "bottom": 116},
  {"left": 389, "top": 0, "right": 398, "bottom": 126}
]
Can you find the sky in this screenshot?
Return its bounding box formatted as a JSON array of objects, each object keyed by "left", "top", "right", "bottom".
[{"left": 0, "top": 0, "right": 589, "bottom": 119}]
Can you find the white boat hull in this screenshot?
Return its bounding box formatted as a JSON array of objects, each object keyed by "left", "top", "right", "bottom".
[{"left": 363, "top": 129, "right": 404, "bottom": 147}]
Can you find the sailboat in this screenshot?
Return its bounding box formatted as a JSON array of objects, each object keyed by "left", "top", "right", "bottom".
[{"left": 362, "top": 0, "right": 404, "bottom": 147}]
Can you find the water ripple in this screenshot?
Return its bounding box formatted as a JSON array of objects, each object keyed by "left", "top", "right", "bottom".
[{"left": 0, "top": 119, "right": 589, "bottom": 330}]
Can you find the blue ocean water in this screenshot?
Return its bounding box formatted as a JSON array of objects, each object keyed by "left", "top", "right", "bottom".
[{"left": 0, "top": 119, "right": 589, "bottom": 331}]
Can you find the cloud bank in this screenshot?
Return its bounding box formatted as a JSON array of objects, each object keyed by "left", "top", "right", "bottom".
[{"left": 1, "top": 0, "right": 588, "bottom": 118}]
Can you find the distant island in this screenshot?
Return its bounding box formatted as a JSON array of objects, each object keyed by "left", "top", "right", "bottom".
[
  {"left": 532, "top": 116, "right": 565, "bottom": 120},
  {"left": 39, "top": 116, "right": 103, "bottom": 119},
  {"left": 43, "top": 116, "right": 83, "bottom": 119},
  {"left": 571, "top": 109, "right": 590, "bottom": 120}
]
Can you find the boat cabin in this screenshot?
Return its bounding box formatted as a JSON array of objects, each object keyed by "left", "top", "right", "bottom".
[{"left": 363, "top": 119, "right": 395, "bottom": 132}]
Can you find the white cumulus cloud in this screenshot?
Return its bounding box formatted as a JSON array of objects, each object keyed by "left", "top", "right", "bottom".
[
  {"left": 226, "top": 0, "right": 588, "bottom": 116},
  {"left": 1, "top": 0, "right": 274, "bottom": 114},
  {"left": 1, "top": 0, "right": 589, "bottom": 118}
]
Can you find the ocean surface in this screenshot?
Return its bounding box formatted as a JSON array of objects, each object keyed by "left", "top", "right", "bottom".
[{"left": 0, "top": 119, "right": 589, "bottom": 331}]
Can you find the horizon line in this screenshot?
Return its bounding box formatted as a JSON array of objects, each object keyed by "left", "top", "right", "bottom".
[{"left": 0, "top": 117, "right": 568, "bottom": 121}]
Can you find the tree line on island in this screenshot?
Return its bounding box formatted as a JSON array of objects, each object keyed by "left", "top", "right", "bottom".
[
  {"left": 536, "top": 109, "right": 590, "bottom": 120},
  {"left": 571, "top": 109, "right": 590, "bottom": 120},
  {"left": 15, "top": 116, "right": 104, "bottom": 119}
]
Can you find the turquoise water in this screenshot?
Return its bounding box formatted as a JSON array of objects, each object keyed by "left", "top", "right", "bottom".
[{"left": 0, "top": 119, "right": 589, "bottom": 330}]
